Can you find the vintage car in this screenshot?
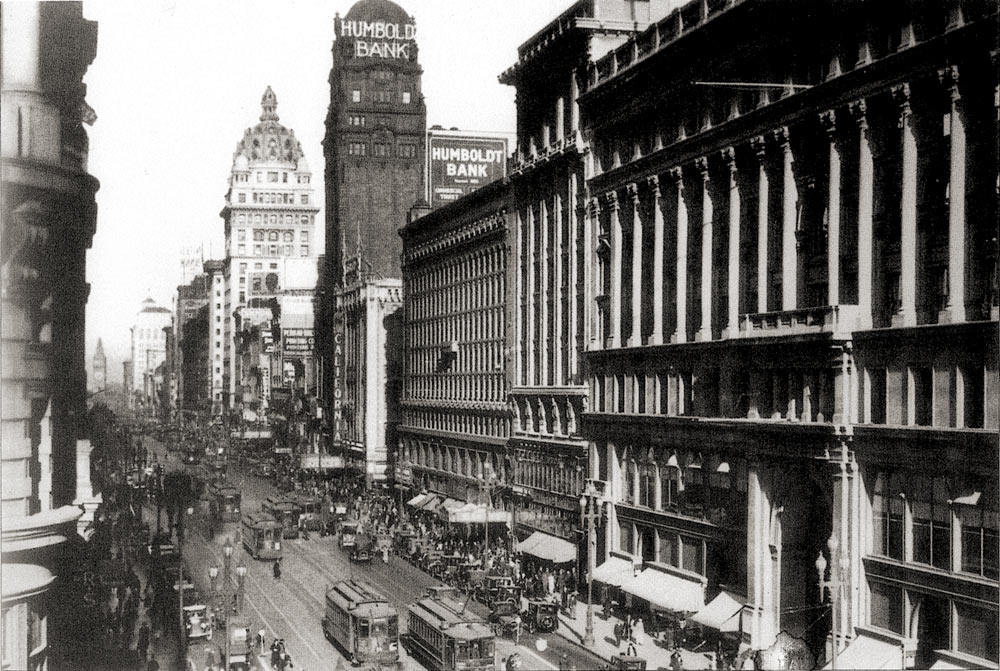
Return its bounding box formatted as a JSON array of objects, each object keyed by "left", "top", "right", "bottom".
[
  {"left": 524, "top": 600, "right": 559, "bottom": 634},
  {"left": 339, "top": 520, "right": 361, "bottom": 549},
  {"left": 349, "top": 533, "right": 374, "bottom": 562},
  {"left": 183, "top": 604, "right": 214, "bottom": 641}
]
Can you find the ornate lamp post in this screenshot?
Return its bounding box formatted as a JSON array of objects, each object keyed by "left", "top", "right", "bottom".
[
  {"left": 177, "top": 505, "right": 194, "bottom": 662},
  {"left": 481, "top": 462, "right": 498, "bottom": 571},
  {"left": 209, "top": 538, "right": 248, "bottom": 671},
  {"left": 579, "top": 480, "right": 605, "bottom": 649},
  {"left": 816, "top": 535, "right": 848, "bottom": 670}
]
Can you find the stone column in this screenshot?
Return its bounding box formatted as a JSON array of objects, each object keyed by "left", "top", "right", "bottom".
[
  {"left": 939, "top": 65, "right": 966, "bottom": 323},
  {"left": 608, "top": 192, "right": 623, "bottom": 348},
  {"left": 570, "top": 70, "right": 580, "bottom": 137},
  {"left": 723, "top": 147, "right": 741, "bottom": 338},
  {"left": 752, "top": 135, "right": 770, "bottom": 313},
  {"left": 851, "top": 101, "right": 874, "bottom": 329},
  {"left": 526, "top": 205, "right": 536, "bottom": 383},
  {"left": 649, "top": 175, "right": 665, "bottom": 344},
  {"left": 553, "top": 192, "right": 563, "bottom": 382},
  {"left": 894, "top": 83, "right": 917, "bottom": 327},
  {"left": 696, "top": 157, "right": 714, "bottom": 341},
  {"left": 777, "top": 127, "right": 798, "bottom": 311},
  {"left": 568, "top": 173, "right": 580, "bottom": 376},
  {"left": 822, "top": 110, "right": 841, "bottom": 306},
  {"left": 540, "top": 199, "right": 550, "bottom": 384},
  {"left": 671, "top": 168, "right": 688, "bottom": 343},
  {"left": 555, "top": 96, "right": 565, "bottom": 143},
  {"left": 587, "top": 197, "right": 601, "bottom": 350},
  {"left": 629, "top": 183, "right": 643, "bottom": 347}
]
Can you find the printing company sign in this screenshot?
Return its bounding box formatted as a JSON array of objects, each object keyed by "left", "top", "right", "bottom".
[
  {"left": 283, "top": 328, "right": 315, "bottom": 355},
  {"left": 428, "top": 135, "right": 507, "bottom": 209},
  {"left": 341, "top": 20, "right": 416, "bottom": 59}
]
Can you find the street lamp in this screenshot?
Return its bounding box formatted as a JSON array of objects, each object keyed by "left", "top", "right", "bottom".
[
  {"left": 480, "top": 462, "right": 499, "bottom": 571},
  {"left": 816, "top": 535, "right": 848, "bottom": 670},
  {"left": 579, "top": 480, "right": 605, "bottom": 649},
  {"left": 178, "top": 505, "right": 194, "bottom": 662},
  {"left": 209, "top": 537, "right": 247, "bottom": 671}
]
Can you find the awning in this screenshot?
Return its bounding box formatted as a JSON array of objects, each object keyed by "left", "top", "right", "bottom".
[
  {"left": 822, "top": 632, "right": 904, "bottom": 670},
  {"left": 436, "top": 497, "right": 464, "bottom": 516},
  {"left": 516, "top": 530, "right": 576, "bottom": 564},
  {"left": 448, "top": 502, "right": 510, "bottom": 525},
  {"left": 591, "top": 556, "right": 638, "bottom": 587},
  {"left": 621, "top": 568, "right": 704, "bottom": 613},
  {"left": 691, "top": 591, "right": 745, "bottom": 633},
  {"left": 406, "top": 493, "right": 428, "bottom": 507},
  {"left": 415, "top": 494, "right": 442, "bottom": 511},
  {"left": 929, "top": 661, "right": 963, "bottom": 670}
]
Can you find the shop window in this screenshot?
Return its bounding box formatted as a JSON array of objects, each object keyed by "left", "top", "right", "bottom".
[
  {"left": 956, "top": 603, "right": 999, "bottom": 662},
  {"left": 912, "top": 475, "right": 951, "bottom": 569},
  {"left": 870, "top": 581, "right": 903, "bottom": 634},
  {"left": 872, "top": 471, "right": 905, "bottom": 560}
]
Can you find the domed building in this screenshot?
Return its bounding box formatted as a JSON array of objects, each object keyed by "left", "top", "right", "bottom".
[
  {"left": 129, "top": 297, "right": 173, "bottom": 411},
  {"left": 219, "top": 88, "right": 319, "bottom": 415}
]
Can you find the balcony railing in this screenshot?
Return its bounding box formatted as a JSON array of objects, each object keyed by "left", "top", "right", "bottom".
[{"left": 738, "top": 304, "right": 859, "bottom": 339}]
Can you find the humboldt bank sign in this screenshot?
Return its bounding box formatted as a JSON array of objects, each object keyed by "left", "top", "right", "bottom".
[{"left": 341, "top": 20, "right": 416, "bottom": 59}]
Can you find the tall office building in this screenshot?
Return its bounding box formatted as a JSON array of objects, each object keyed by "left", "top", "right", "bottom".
[
  {"left": 1, "top": 3, "right": 98, "bottom": 669},
  {"left": 219, "top": 87, "right": 319, "bottom": 416},
  {"left": 128, "top": 297, "right": 172, "bottom": 411}
]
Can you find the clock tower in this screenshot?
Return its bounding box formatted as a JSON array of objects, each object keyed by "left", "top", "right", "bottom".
[{"left": 92, "top": 338, "right": 106, "bottom": 392}]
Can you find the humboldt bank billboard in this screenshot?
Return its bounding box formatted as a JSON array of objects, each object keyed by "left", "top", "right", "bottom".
[{"left": 427, "top": 132, "right": 508, "bottom": 209}]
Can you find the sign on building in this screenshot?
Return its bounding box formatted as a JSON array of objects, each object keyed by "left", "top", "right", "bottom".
[
  {"left": 282, "top": 328, "right": 315, "bottom": 355},
  {"left": 427, "top": 132, "right": 507, "bottom": 209},
  {"left": 331, "top": 316, "right": 345, "bottom": 447}
]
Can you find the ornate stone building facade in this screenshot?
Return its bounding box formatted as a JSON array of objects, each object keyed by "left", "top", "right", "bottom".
[
  {"left": 499, "top": 0, "right": 672, "bottom": 545},
  {"left": 578, "top": 0, "right": 998, "bottom": 666},
  {"left": 220, "top": 87, "right": 319, "bottom": 416},
  {"left": 398, "top": 181, "right": 509, "bottom": 502},
  {"left": 1, "top": 2, "right": 98, "bottom": 668}
]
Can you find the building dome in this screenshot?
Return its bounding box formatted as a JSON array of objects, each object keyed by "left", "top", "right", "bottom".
[
  {"left": 140, "top": 297, "right": 171, "bottom": 314},
  {"left": 343, "top": 0, "right": 413, "bottom": 25},
  {"left": 232, "top": 86, "right": 305, "bottom": 167}
]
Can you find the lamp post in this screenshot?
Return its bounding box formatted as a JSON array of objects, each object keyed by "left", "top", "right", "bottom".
[
  {"left": 816, "top": 536, "right": 848, "bottom": 670},
  {"left": 481, "top": 462, "right": 498, "bottom": 571},
  {"left": 209, "top": 538, "right": 247, "bottom": 671},
  {"left": 177, "top": 505, "right": 194, "bottom": 663},
  {"left": 579, "top": 480, "right": 605, "bottom": 649}
]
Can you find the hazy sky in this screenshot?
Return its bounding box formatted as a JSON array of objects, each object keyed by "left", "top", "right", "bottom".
[{"left": 82, "top": 0, "right": 568, "bottom": 379}]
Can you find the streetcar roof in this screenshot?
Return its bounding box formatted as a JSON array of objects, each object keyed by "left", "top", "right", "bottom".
[
  {"left": 242, "top": 512, "right": 281, "bottom": 529},
  {"left": 325, "top": 579, "right": 394, "bottom": 615},
  {"left": 409, "top": 595, "right": 492, "bottom": 639}
]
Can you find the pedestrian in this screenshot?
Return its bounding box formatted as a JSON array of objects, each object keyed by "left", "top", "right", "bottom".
[
  {"left": 273, "top": 559, "right": 282, "bottom": 581},
  {"left": 137, "top": 621, "right": 151, "bottom": 662},
  {"left": 670, "top": 645, "right": 684, "bottom": 671},
  {"left": 257, "top": 628, "right": 266, "bottom": 652}
]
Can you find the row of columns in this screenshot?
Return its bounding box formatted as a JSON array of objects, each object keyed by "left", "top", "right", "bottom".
[{"left": 594, "top": 67, "right": 970, "bottom": 348}]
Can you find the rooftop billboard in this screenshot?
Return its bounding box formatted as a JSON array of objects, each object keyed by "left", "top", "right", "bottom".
[{"left": 426, "top": 131, "right": 508, "bottom": 209}]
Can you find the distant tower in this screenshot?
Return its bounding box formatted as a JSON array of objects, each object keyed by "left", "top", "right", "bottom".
[{"left": 92, "top": 338, "right": 107, "bottom": 392}]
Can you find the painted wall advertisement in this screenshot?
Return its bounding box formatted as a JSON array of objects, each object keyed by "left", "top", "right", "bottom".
[{"left": 427, "top": 134, "right": 507, "bottom": 209}]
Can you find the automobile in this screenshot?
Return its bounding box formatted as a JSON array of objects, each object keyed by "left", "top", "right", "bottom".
[
  {"left": 349, "top": 533, "right": 374, "bottom": 562},
  {"left": 339, "top": 521, "right": 361, "bottom": 549},
  {"left": 183, "top": 604, "right": 214, "bottom": 641},
  {"left": 524, "top": 600, "right": 559, "bottom": 634},
  {"left": 608, "top": 655, "right": 647, "bottom": 670}
]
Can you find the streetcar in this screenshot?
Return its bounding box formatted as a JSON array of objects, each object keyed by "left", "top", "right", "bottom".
[
  {"left": 322, "top": 579, "right": 400, "bottom": 668},
  {"left": 208, "top": 481, "right": 242, "bottom": 523},
  {"left": 240, "top": 512, "right": 283, "bottom": 560},
  {"left": 339, "top": 520, "right": 362, "bottom": 549},
  {"left": 262, "top": 495, "right": 300, "bottom": 539},
  {"left": 407, "top": 589, "right": 496, "bottom": 671},
  {"left": 287, "top": 492, "right": 324, "bottom": 531}
]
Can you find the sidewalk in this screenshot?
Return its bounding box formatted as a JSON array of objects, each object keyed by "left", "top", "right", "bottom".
[{"left": 555, "top": 600, "right": 715, "bottom": 670}]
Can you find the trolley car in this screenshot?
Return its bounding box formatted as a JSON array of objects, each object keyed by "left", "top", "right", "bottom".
[
  {"left": 322, "top": 579, "right": 400, "bottom": 668},
  {"left": 407, "top": 590, "right": 496, "bottom": 671},
  {"left": 288, "top": 492, "right": 324, "bottom": 531},
  {"left": 208, "top": 481, "right": 242, "bottom": 523},
  {"left": 240, "top": 512, "right": 283, "bottom": 560},
  {"left": 262, "top": 495, "right": 300, "bottom": 539}
]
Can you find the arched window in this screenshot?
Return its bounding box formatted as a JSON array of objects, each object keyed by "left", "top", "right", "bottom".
[{"left": 638, "top": 458, "right": 656, "bottom": 509}]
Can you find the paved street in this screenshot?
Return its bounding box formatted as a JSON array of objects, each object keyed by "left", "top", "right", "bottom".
[{"left": 147, "top": 437, "right": 601, "bottom": 671}]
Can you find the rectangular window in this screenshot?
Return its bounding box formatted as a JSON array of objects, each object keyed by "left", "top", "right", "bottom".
[
  {"left": 300, "top": 245, "right": 309, "bottom": 256},
  {"left": 619, "top": 521, "right": 633, "bottom": 554},
  {"left": 373, "top": 142, "right": 390, "bottom": 157},
  {"left": 239, "top": 263, "right": 247, "bottom": 272},
  {"left": 402, "top": 91, "right": 411, "bottom": 104},
  {"left": 301, "top": 195, "right": 309, "bottom": 205},
  {"left": 300, "top": 231, "right": 309, "bottom": 242},
  {"left": 913, "top": 368, "right": 933, "bottom": 426},
  {"left": 398, "top": 143, "right": 416, "bottom": 159},
  {"left": 956, "top": 603, "right": 999, "bottom": 662},
  {"left": 351, "top": 89, "right": 361, "bottom": 103},
  {"left": 869, "top": 581, "right": 903, "bottom": 634},
  {"left": 681, "top": 535, "right": 703, "bottom": 574},
  {"left": 960, "top": 504, "right": 999, "bottom": 580},
  {"left": 912, "top": 475, "right": 951, "bottom": 570},
  {"left": 253, "top": 230, "right": 264, "bottom": 241},
  {"left": 237, "top": 244, "right": 246, "bottom": 255},
  {"left": 348, "top": 142, "right": 367, "bottom": 156},
  {"left": 963, "top": 366, "right": 985, "bottom": 429},
  {"left": 283, "top": 245, "right": 292, "bottom": 256},
  {"left": 869, "top": 368, "right": 887, "bottom": 424},
  {"left": 237, "top": 230, "right": 246, "bottom": 241},
  {"left": 657, "top": 530, "right": 677, "bottom": 566},
  {"left": 237, "top": 193, "right": 246, "bottom": 203},
  {"left": 268, "top": 244, "right": 278, "bottom": 256},
  {"left": 267, "top": 172, "right": 279, "bottom": 182},
  {"left": 872, "top": 471, "right": 905, "bottom": 560},
  {"left": 373, "top": 90, "right": 392, "bottom": 103},
  {"left": 253, "top": 245, "right": 262, "bottom": 256}
]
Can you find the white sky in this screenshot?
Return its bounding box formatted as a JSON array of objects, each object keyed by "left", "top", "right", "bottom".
[{"left": 82, "top": 0, "right": 568, "bottom": 378}]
